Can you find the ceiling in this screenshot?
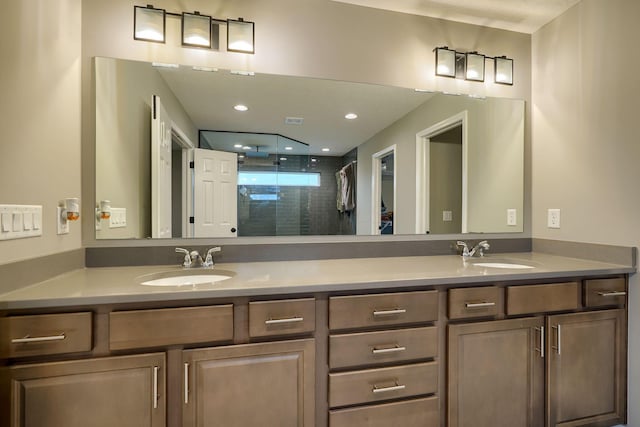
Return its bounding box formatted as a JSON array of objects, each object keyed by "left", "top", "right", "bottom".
[{"left": 331, "top": 0, "right": 580, "bottom": 33}]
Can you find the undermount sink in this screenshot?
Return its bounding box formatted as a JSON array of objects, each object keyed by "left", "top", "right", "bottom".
[
  {"left": 467, "top": 259, "right": 536, "bottom": 269},
  {"left": 138, "top": 270, "right": 235, "bottom": 287}
]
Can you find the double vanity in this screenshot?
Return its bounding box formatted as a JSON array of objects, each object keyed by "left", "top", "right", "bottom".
[{"left": 0, "top": 250, "right": 633, "bottom": 427}]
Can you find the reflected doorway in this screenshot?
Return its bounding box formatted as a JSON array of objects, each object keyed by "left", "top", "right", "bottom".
[{"left": 371, "top": 145, "right": 396, "bottom": 235}]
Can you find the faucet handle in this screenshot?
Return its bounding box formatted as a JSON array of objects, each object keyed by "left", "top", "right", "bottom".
[
  {"left": 175, "top": 247, "right": 192, "bottom": 267},
  {"left": 203, "top": 247, "right": 222, "bottom": 268},
  {"left": 456, "top": 241, "right": 470, "bottom": 257}
]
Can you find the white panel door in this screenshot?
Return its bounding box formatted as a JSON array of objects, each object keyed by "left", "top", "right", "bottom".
[
  {"left": 193, "top": 149, "right": 238, "bottom": 238},
  {"left": 151, "top": 95, "right": 172, "bottom": 238}
]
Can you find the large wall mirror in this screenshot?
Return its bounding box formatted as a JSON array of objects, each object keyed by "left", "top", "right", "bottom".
[{"left": 95, "top": 57, "right": 524, "bottom": 239}]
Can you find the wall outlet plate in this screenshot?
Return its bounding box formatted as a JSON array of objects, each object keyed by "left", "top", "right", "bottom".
[
  {"left": 547, "top": 208, "right": 561, "bottom": 229},
  {"left": 507, "top": 209, "right": 517, "bottom": 226},
  {"left": 57, "top": 206, "right": 69, "bottom": 235}
]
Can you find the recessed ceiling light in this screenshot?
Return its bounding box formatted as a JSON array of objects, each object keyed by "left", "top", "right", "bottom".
[
  {"left": 242, "top": 146, "right": 251, "bottom": 150},
  {"left": 322, "top": 148, "right": 330, "bottom": 152},
  {"left": 234, "top": 104, "right": 249, "bottom": 112},
  {"left": 234, "top": 144, "right": 243, "bottom": 148},
  {"left": 345, "top": 113, "right": 358, "bottom": 120},
  {"left": 284, "top": 146, "right": 293, "bottom": 151}
]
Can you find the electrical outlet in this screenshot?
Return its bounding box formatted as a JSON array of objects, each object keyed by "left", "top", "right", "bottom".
[
  {"left": 443, "top": 210, "right": 453, "bottom": 222},
  {"left": 548, "top": 208, "right": 561, "bottom": 229},
  {"left": 57, "top": 206, "right": 69, "bottom": 234},
  {"left": 507, "top": 209, "right": 517, "bottom": 226}
]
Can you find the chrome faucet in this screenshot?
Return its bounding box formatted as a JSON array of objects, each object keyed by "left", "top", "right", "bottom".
[
  {"left": 175, "top": 247, "right": 221, "bottom": 268},
  {"left": 456, "top": 240, "right": 490, "bottom": 258}
]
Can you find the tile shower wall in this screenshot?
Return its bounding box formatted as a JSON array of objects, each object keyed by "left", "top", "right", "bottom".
[{"left": 238, "top": 154, "right": 356, "bottom": 236}]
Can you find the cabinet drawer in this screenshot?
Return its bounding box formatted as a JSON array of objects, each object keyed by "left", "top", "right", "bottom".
[
  {"left": 329, "top": 361, "right": 438, "bottom": 408},
  {"left": 584, "top": 278, "right": 626, "bottom": 307},
  {"left": 329, "top": 326, "right": 437, "bottom": 369},
  {"left": 330, "top": 396, "right": 439, "bottom": 427},
  {"left": 249, "top": 298, "right": 315, "bottom": 338},
  {"left": 0, "top": 312, "right": 92, "bottom": 358},
  {"left": 329, "top": 291, "right": 438, "bottom": 331},
  {"left": 506, "top": 282, "right": 579, "bottom": 315},
  {"left": 109, "top": 305, "right": 233, "bottom": 350},
  {"left": 448, "top": 286, "right": 500, "bottom": 319}
]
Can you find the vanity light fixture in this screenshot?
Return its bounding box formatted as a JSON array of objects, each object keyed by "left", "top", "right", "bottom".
[
  {"left": 495, "top": 56, "right": 514, "bottom": 85},
  {"left": 465, "top": 52, "right": 485, "bottom": 82},
  {"left": 133, "top": 5, "right": 254, "bottom": 54},
  {"left": 234, "top": 104, "right": 249, "bottom": 112},
  {"left": 345, "top": 113, "right": 358, "bottom": 120},
  {"left": 182, "top": 12, "right": 212, "bottom": 48},
  {"left": 435, "top": 46, "right": 456, "bottom": 78},
  {"left": 435, "top": 46, "right": 513, "bottom": 85},
  {"left": 134, "top": 5, "right": 166, "bottom": 43},
  {"left": 227, "top": 18, "right": 255, "bottom": 54}
]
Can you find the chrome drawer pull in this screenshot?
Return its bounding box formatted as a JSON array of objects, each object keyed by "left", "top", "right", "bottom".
[
  {"left": 11, "top": 333, "right": 66, "bottom": 344},
  {"left": 372, "top": 382, "right": 406, "bottom": 394},
  {"left": 373, "top": 308, "right": 407, "bottom": 316},
  {"left": 464, "top": 302, "right": 496, "bottom": 308},
  {"left": 153, "top": 366, "right": 159, "bottom": 409},
  {"left": 551, "top": 325, "right": 561, "bottom": 355},
  {"left": 372, "top": 345, "right": 406, "bottom": 354},
  {"left": 597, "top": 291, "right": 626, "bottom": 297},
  {"left": 184, "top": 363, "right": 189, "bottom": 404},
  {"left": 534, "top": 326, "right": 545, "bottom": 358},
  {"left": 264, "top": 317, "right": 304, "bottom": 325}
]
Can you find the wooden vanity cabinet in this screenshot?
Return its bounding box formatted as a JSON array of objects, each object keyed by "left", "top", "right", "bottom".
[
  {"left": 448, "top": 280, "right": 627, "bottom": 427},
  {"left": 182, "top": 339, "right": 315, "bottom": 427},
  {"left": 2, "top": 352, "right": 166, "bottom": 427}
]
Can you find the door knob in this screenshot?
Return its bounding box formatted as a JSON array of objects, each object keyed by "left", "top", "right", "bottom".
[{"left": 231, "top": 227, "right": 237, "bottom": 233}]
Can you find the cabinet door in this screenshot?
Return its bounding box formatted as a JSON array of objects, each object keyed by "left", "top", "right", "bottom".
[
  {"left": 448, "top": 317, "right": 544, "bottom": 427},
  {"left": 183, "top": 339, "right": 314, "bottom": 427},
  {"left": 3, "top": 353, "right": 165, "bottom": 427},
  {"left": 547, "top": 309, "right": 626, "bottom": 427}
]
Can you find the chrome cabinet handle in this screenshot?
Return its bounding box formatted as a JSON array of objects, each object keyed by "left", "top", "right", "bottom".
[
  {"left": 372, "top": 382, "right": 406, "bottom": 394},
  {"left": 264, "top": 317, "right": 304, "bottom": 325},
  {"left": 597, "top": 291, "right": 626, "bottom": 297},
  {"left": 551, "top": 325, "right": 561, "bottom": 355},
  {"left": 184, "top": 363, "right": 189, "bottom": 404},
  {"left": 534, "top": 326, "right": 545, "bottom": 358},
  {"left": 373, "top": 308, "right": 407, "bottom": 316},
  {"left": 11, "top": 333, "right": 66, "bottom": 344},
  {"left": 153, "top": 366, "right": 159, "bottom": 409},
  {"left": 372, "top": 344, "right": 406, "bottom": 354},
  {"left": 464, "top": 302, "right": 496, "bottom": 308}
]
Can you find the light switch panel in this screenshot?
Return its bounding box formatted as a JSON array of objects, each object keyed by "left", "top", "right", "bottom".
[{"left": 0, "top": 205, "right": 43, "bottom": 240}]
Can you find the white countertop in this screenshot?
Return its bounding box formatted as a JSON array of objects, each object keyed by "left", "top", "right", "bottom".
[{"left": 0, "top": 252, "right": 634, "bottom": 310}]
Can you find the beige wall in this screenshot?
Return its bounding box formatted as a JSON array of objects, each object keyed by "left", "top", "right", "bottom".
[
  {"left": 532, "top": 0, "right": 640, "bottom": 424},
  {"left": 81, "top": 0, "right": 532, "bottom": 245},
  {"left": 356, "top": 94, "right": 524, "bottom": 235},
  {"left": 95, "top": 57, "right": 197, "bottom": 238},
  {"left": 0, "top": 0, "right": 82, "bottom": 264}
]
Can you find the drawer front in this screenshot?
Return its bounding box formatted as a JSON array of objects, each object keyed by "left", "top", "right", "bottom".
[
  {"left": 249, "top": 298, "right": 315, "bottom": 338},
  {"left": 109, "top": 305, "right": 233, "bottom": 350},
  {"left": 448, "top": 286, "right": 500, "bottom": 319},
  {"left": 330, "top": 396, "right": 439, "bottom": 427},
  {"left": 584, "top": 278, "right": 627, "bottom": 307},
  {"left": 0, "top": 312, "right": 92, "bottom": 358},
  {"left": 507, "top": 282, "right": 579, "bottom": 315},
  {"left": 329, "top": 326, "right": 437, "bottom": 369},
  {"left": 329, "top": 291, "right": 438, "bottom": 331},
  {"left": 329, "top": 361, "right": 438, "bottom": 408}
]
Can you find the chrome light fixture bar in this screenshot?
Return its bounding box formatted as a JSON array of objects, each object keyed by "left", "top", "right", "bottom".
[
  {"left": 435, "top": 46, "right": 513, "bottom": 85},
  {"left": 134, "top": 5, "right": 166, "bottom": 43},
  {"left": 134, "top": 5, "right": 255, "bottom": 54}
]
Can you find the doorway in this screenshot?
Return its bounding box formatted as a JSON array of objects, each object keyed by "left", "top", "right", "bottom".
[{"left": 371, "top": 145, "right": 396, "bottom": 235}]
